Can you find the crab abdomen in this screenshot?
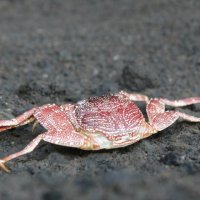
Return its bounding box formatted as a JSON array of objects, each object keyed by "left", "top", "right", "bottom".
[{"left": 74, "top": 95, "right": 145, "bottom": 135}]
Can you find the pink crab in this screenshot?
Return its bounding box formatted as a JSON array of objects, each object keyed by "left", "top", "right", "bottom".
[{"left": 0, "top": 91, "right": 200, "bottom": 172}]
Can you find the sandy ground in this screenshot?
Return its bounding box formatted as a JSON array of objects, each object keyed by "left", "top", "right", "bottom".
[{"left": 0, "top": 0, "right": 200, "bottom": 199}]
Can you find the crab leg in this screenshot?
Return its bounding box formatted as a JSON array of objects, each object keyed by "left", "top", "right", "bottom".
[
  {"left": 0, "top": 108, "right": 36, "bottom": 132},
  {"left": 146, "top": 99, "right": 200, "bottom": 132},
  {"left": 0, "top": 133, "right": 45, "bottom": 172},
  {"left": 119, "top": 91, "right": 149, "bottom": 103},
  {"left": 159, "top": 97, "right": 200, "bottom": 107},
  {"left": 0, "top": 104, "right": 100, "bottom": 172},
  {"left": 0, "top": 128, "right": 99, "bottom": 173},
  {"left": 121, "top": 92, "right": 200, "bottom": 107}
]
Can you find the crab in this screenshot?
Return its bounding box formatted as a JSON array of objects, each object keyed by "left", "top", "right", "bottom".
[{"left": 0, "top": 91, "right": 200, "bottom": 172}]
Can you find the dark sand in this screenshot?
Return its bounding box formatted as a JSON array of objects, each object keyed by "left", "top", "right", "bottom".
[{"left": 0, "top": 1, "right": 200, "bottom": 199}]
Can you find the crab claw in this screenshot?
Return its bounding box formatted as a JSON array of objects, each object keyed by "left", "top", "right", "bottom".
[{"left": 0, "top": 160, "right": 10, "bottom": 173}]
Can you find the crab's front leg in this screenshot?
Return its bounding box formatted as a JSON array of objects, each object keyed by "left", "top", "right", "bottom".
[
  {"left": 118, "top": 91, "right": 149, "bottom": 103},
  {"left": 146, "top": 98, "right": 200, "bottom": 132},
  {"left": 121, "top": 91, "right": 200, "bottom": 136},
  {"left": 0, "top": 104, "right": 100, "bottom": 173}
]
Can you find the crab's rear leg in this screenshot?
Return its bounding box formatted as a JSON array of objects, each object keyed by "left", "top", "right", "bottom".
[
  {"left": 0, "top": 104, "right": 99, "bottom": 173},
  {"left": 0, "top": 108, "right": 36, "bottom": 133},
  {"left": 0, "top": 132, "right": 45, "bottom": 172},
  {"left": 146, "top": 98, "right": 200, "bottom": 133},
  {"left": 0, "top": 130, "right": 96, "bottom": 173}
]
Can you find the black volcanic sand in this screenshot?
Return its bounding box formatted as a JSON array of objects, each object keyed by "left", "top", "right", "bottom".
[{"left": 0, "top": 1, "right": 200, "bottom": 200}]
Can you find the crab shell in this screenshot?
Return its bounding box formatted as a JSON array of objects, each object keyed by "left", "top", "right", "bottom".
[{"left": 64, "top": 94, "right": 150, "bottom": 149}]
